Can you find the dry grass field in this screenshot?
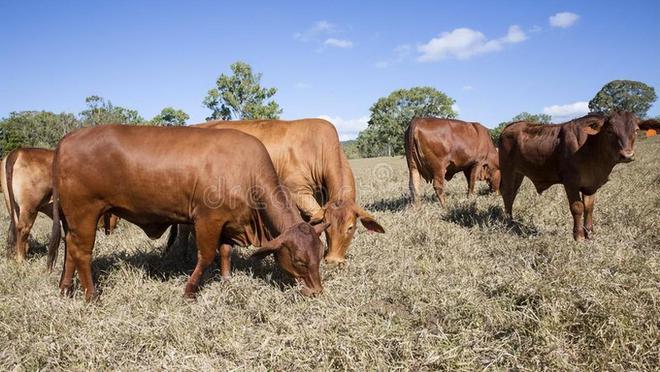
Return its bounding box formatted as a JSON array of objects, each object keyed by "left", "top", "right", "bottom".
[{"left": 0, "top": 136, "right": 658, "bottom": 370}]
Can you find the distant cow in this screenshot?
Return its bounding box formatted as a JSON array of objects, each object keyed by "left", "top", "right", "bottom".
[
  {"left": 179, "top": 119, "right": 385, "bottom": 265},
  {"left": 405, "top": 118, "right": 501, "bottom": 207},
  {"left": 498, "top": 111, "right": 639, "bottom": 241},
  {"left": 47, "top": 125, "right": 327, "bottom": 301},
  {"left": 0, "top": 148, "right": 118, "bottom": 262}
]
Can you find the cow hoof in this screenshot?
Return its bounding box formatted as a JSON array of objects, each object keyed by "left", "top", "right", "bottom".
[
  {"left": 183, "top": 283, "right": 198, "bottom": 300},
  {"left": 324, "top": 258, "right": 345, "bottom": 268}
]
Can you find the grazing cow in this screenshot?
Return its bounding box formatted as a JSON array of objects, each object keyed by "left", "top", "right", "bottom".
[
  {"left": 498, "top": 111, "right": 639, "bottom": 241},
  {"left": 1, "top": 148, "right": 118, "bottom": 261},
  {"left": 174, "top": 119, "right": 384, "bottom": 265},
  {"left": 47, "top": 125, "right": 327, "bottom": 301},
  {"left": 405, "top": 118, "right": 501, "bottom": 207}
]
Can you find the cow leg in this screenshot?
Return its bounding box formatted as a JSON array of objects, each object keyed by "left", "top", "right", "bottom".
[
  {"left": 63, "top": 214, "right": 99, "bottom": 301},
  {"left": 565, "top": 187, "right": 585, "bottom": 241},
  {"left": 465, "top": 165, "right": 479, "bottom": 196},
  {"left": 219, "top": 243, "right": 232, "bottom": 280},
  {"left": 184, "top": 220, "right": 222, "bottom": 298},
  {"left": 408, "top": 164, "right": 422, "bottom": 206},
  {"left": 432, "top": 166, "right": 448, "bottom": 207},
  {"left": 501, "top": 172, "right": 524, "bottom": 217},
  {"left": 583, "top": 193, "right": 595, "bottom": 240},
  {"left": 15, "top": 209, "right": 38, "bottom": 262}
]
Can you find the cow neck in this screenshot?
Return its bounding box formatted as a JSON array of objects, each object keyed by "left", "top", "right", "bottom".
[
  {"left": 583, "top": 129, "right": 619, "bottom": 176},
  {"left": 260, "top": 183, "right": 304, "bottom": 239},
  {"left": 324, "top": 151, "right": 356, "bottom": 204}
]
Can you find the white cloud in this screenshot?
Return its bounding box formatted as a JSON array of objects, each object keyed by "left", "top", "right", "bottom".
[
  {"left": 543, "top": 101, "right": 589, "bottom": 121},
  {"left": 294, "top": 20, "right": 336, "bottom": 42},
  {"left": 417, "top": 25, "right": 527, "bottom": 62},
  {"left": 318, "top": 115, "right": 369, "bottom": 141},
  {"left": 549, "top": 12, "right": 579, "bottom": 28},
  {"left": 462, "top": 85, "right": 474, "bottom": 91},
  {"left": 375, "top": 44, "right": 412, "bottom": 68},
  {"left": 324, "top": 38, "right": 353, "bottom": 48}
]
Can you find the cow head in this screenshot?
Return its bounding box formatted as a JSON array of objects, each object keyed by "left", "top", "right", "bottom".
[
  {"left": 251, "top": 222, "right": 328, "bottom": 296},
  {"left": 310, "top": 200, "right": 385, "bottom": 265},
  {"left": 583, "top": 111, "right": 639, "bottom": 163},
  {"left": 482, "top": 148, "right": 501, "bottom": 193}
]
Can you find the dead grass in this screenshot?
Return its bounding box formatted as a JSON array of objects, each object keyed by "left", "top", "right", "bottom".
[{"left": 0, "top": 136, "right": 658, "bottom": 370}]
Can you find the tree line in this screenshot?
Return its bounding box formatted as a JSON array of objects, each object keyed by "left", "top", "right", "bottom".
[{"left": 1, "top": 59, "right": 656, "bottom": 158}]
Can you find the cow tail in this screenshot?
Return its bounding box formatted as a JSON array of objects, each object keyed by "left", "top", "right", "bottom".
[
  {"left": 406, "top": 119, "right": 430, "bottom": 182},
  {"left": 5, "top": 150, "right": 19, "bottom": 258},
  {"left": 47, "top": 157, "right": 62, "bottom": 271}
]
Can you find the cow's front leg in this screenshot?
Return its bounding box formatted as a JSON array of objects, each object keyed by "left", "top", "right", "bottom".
[
  {"left": 582, "top": 193, "right": 595, "bottom": 240},
  {"left": 218, "top": 243, "right": 232, "bottom": 280},
  {"left": 185, "top": 219, "right": 222, "bottom": 299},
  {"left": 565, "top": 187, "right": 585, "bottom": 241}
]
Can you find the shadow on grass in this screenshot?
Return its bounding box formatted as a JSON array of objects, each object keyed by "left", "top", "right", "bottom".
[
  {"left": 444, "top": 202, "right": 540, "bottom": 237},
  {"left": 92, "top": 239, "right": 296, "bottom": 292},
  {"left": 27, "top": 237, "right": 48, "bottom": 258},
  {"left": 365, "top": 193, "right": 438, "bottom": 212}
]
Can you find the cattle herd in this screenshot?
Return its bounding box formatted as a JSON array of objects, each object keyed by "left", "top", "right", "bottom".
[{"left": 0, "top": 111, "right": 640, "bottom": 301}]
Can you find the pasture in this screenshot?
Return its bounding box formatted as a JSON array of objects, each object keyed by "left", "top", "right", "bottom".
[{"left": 0, "top": 136, "right": 658, "bottom": 370}]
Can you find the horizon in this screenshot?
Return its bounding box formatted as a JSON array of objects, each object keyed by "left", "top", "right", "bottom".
[{"left": 1, "top": 1, "right": 659, "bottom": 140}]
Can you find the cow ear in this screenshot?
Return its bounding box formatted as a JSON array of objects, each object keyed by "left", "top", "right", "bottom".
[
  {"left": 313, "top": 222, "right": 330, "bottom": 236},
  {"left": 355, "top": 206, "right": 385, "bottom": 233},
  {"left": 309, "top": 208, "right": 325, "bottom": 224},
  {"left": 251, "top": 237, "right": 283, "bottom": 260},
  {"left": 581, "top": 118, "right": 605, "bottom": 135}
]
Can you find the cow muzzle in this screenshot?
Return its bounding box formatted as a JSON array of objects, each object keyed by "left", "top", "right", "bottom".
[
  {"left": 298, "top": 277, "right": 323, "bottom": 297},
  {"left": 619, "top": 150, "right": 635, "bottom": 163}
]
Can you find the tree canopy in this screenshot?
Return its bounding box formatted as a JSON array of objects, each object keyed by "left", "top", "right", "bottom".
[
  {"left": 0, "top": 111, "right": 80, "bottom": 155},
  {"left": 79, "top": 95, "right": 144, "bottom": 126},
  {"left": 203, "top": 61, "right": 282, "bottom": 120},
  {"left": 151, "top": 107, "right": 189, "bottom": 126},
  {"left": 588, "top": 80, "right": 656, "bottom": 118},
  {"left": 356, "top": 87, "right": 456, "bottom": 157}
]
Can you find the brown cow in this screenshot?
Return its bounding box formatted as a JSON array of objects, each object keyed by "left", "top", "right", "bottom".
[
  {"left": 47, "top": 125, "right": 327, "bottom": 301},
  {"left": 405, "top": 118, "right": 501, "bottom": 207},
  {"left": 1, "top": 148, "right": 118, "bottom": 262},
  {"left": 498, "top": 111, "right": 639, "bottom": 241},
  {"left": 177, "top": 119, "right": 385, "bottom": 265}
]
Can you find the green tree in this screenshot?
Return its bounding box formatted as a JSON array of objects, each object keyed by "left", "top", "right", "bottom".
[
  {"left": 203, "top": 61, "right": 282, "bottom": 120},
  {"left": 79, "top": 95, "right": 144, "bottom": 126},
  {"left": 588, "top": 80, "right": 657, "bottom": 118},
  {"left": 356, "top": 87, "right": 456, "bottom": 157},
  {"left": 151, "top": 107, "right": 189, "bottom": 126},
  {"left": 0, "top": 111, "right": 80, "bottom": 156},
  {"left": 490, "top": 112, "right": 551, "bottom": 145}
]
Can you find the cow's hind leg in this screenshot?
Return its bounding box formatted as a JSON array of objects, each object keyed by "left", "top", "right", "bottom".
[
  {"left": 15, "top": 209, "right": 38, "bottom": 262},
  {"left": 464, "top": 165, "right": 480, "bottom": 196},
  {"left": 62, "top": 210, "right": 100, "bottom": 301},
  {"left": 582, "top": 193, "right": 595, "bottom": 240},
  {"left": 184, "top": 219, "right": 222, "bottom": 298},
  {"left": 565, "top": 187, "right": 585, "bottom": 241},
  {"left": 501, "top": 171, "right": 524, "bottom": 217},
  {"left": 408, "top": 163, "right": 422, "bottom": 206}
]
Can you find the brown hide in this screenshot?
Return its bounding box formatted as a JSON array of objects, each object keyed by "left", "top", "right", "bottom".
[
  {"left": 48, "top": 125, "right": 325, "bottom": 301},
  {"left": 192, "top": 118, "right": 384, "bottom": 265},
  {"left": 498, "top": 111, "right": 639, "bottom": 241},
  {"left": 404, "top": 117, "right": 500, "bottom": 207},
  {"left": 1, "top": 148, "right": 118, "bottom": 262}
]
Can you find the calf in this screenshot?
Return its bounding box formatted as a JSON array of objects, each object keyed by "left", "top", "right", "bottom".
[
  {"left": 498, "top": 111, "right": 639, "bottom": 241},
  {"left": 47, "top": 125, "right": 327, "bottom": 301}
]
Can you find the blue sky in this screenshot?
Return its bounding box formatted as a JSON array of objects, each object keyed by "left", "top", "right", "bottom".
[{"left": 1, "top": 1, "right": 659, "bottom": 140}]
